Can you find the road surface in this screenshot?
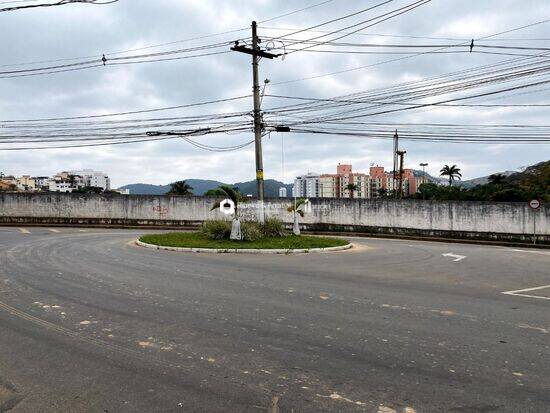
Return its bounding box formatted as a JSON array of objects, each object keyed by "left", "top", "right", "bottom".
[{"left": 0, "top": 227, "right": 548, "bottom": 412}]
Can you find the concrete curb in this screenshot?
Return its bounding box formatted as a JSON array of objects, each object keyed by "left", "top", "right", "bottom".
[{"left": 136, "top": 239, "right": 353, "bottom": 254}]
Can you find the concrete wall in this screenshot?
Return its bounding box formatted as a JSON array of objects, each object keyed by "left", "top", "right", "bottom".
[{"left": 0, "top": 193, "right": 548, "bottom": 243}]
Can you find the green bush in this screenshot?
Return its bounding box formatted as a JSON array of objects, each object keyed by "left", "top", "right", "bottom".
[
  {"left": 200, "top": 219, "right": 231, "bottom": 240},
  {"left": 241, "top": 221, "right": 263, "bottom": 241},
  {"left": 261, "top": 217, "right": 286, "bottom": 237}
]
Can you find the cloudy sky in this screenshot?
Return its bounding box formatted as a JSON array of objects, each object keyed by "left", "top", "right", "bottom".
[{"left": 1, "top": 0, "right": 549, "bottom": 187}]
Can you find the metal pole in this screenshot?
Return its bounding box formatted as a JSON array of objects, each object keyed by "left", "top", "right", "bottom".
[
  {"left": 251, "top": 21, "right": 265, "bottom": 222},
  {"left": 533, "top": 211, "right": 537, "bottom": 245}
]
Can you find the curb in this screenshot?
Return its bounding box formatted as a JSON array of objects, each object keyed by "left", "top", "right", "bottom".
[
  {"left": 303, "top": 231, "right": 550, "bottom": 249},
  {"left": 136, "top": 240, "right": 353, "bottom": 254}
]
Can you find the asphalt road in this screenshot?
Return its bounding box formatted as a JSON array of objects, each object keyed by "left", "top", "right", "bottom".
[{"left": 0, "top": 227, "right": 548, "bottom": 413}]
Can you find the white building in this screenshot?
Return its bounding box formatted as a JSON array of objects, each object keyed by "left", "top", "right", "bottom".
[
  {"left": 293, "top": 172, "right": 320, "bottom": 198},
  {"left": 70, "top": 169, "right": 110, "bottom": 191},
  {"left": 49, "top": 180, "right": 77, "bottom": 193},
  {"left": 278, "top": 187, "right": 287, "bottom": 198}
]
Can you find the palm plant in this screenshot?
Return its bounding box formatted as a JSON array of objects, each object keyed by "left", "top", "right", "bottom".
[
  {"left": 287, "top": 198, "right": 307, "bottom": 235},
  {"left": 167, "top": 180, "right": 193, "bottom": 195},
  {"left": 488, "top": 173, "right": 506, "bottom": 185},
  {"left": 210, "top": 185, "right": 243, "bottom": 240},
  {"left": 345, "top": 183, "right": 358, "bottom": 199},
  {"left": 440, "top": 165, "right": 462, "bottom": 186}
]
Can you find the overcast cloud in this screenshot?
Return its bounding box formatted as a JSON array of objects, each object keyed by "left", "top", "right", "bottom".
[{"left": 1, "top": 0, "right": 549, "bottom": 187}]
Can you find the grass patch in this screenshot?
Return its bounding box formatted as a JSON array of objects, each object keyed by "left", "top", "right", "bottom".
[{"left": 139, "top": 232, "right": 349, "bottom": 250}]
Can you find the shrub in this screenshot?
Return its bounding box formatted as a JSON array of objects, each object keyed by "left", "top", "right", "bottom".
[
  {"left": 261, "top": 217, "right": 286, "bottom": 237},
  {"left": 241, "top": 221, "right": 263, "bottom": 241},
  {"left": 200, "top": 219, "right": 231, "bottom": 240}
]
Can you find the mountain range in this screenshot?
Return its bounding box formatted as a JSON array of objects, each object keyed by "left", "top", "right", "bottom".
[{"left": 119, "top": 179, "right": 293, "bottom": 197}]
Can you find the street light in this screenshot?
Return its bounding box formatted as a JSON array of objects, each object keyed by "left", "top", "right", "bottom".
[{"left": 420, "top": 163, "right": 428, "bottom": 184}]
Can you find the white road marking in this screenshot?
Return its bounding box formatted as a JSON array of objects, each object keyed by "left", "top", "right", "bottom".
[
  {"left": 511, "top": 249, "right": 550, "bottom": 256},
  {"left": 502, "top": 285, "right": 550, "bottom": 301},
  {"left": 18, "top": 228, "right": 30, "bottom": 234},
  {"left": 442, "top": 253, "right": 466, "bottom": 262},
  {"left": 48, "top": 228, "right": 61, "bottom": 233}
]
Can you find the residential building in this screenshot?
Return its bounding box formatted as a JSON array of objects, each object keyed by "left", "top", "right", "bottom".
[
  {"left": 15, "top": 175, "right": 36, "bottom": 192},
  {"left": 0, "top": 180, "right": 16, "bottom": 191},
  {"left": 113, "top": 188, "right": 130, "bottom": 195},
  {"left": 319, "top": 164, "right": 371, "bottom": 199},
  {"left": 278, "top": 187, "right": 288, "bottom": 198},
  {"left": 70, "top": 169, "right": 110, "bottom": 191},
  {"left": 48, "top": 180, "right": 75, "bottom": 193},
  {"left": 33, "top": 176, "right": 50, "bottom": 190},
  {"left": 293, "top": 172, "right": 320, "bottom": 198}
]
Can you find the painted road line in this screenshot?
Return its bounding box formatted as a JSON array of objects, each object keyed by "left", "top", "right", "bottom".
[
  {"left": 502, "top": 285, "right": 550, "bottom": 301},
  {"left": 18, "top": 228, "right": 30, "bottom": 234},
  {"left": 511, "top": 249, "right": 550, "bottom": 256},
  {"left": 442, "top": 253, "right": 466, "bottom": 262},
  {"left": 48, "top": 228, "right": 61, "bottom": 233}
]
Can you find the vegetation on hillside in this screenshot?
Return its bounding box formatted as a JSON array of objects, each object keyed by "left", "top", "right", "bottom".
[{"left": 413, "top": 161, "right": 549, "bottom": 202}]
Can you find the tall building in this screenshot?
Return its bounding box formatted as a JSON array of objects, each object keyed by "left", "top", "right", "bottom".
[
  {"left": 319, "top": 164, "right": 371, "bottom": 199},
  {"left": 278, "top": 187, "right": 288, "bottom": 198},
  {"left": 293, "top": 172, "right": 320, "bottom": 197}
]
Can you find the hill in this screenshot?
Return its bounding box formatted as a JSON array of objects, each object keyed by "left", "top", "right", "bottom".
[
  {"left": 458, "top": 170, "right": 516, "bottom": 188},
  {"left": 119, "top": 179, "right": 292, "bottom": 197}
]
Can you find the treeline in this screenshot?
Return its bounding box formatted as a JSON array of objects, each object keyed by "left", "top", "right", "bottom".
[{"left": 411, "top": 161, "right": 549, "bottom": 202}]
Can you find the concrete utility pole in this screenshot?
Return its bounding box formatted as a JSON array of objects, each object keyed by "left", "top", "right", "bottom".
[
  {"left": 231, "top": 22, "right": 279, "bottom": 221},
  {"left": 251, "top": 21, "right": 264, "bottom": 205},
  {"left": 393, "top": 130, "right": 398, "bottom": 199},
  {"left": 396, "top": 150, "right": 406, "bottom": 198}
]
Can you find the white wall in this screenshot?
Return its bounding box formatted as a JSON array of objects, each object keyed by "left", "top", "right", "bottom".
[{"left": 0, "top": 193, "right": 547, "bottom": 237}]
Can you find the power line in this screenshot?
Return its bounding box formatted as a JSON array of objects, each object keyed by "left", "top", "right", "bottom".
[
  {"left": 0, "top": 0, "right": 118, "bottom": 13},
  {"left": 270, "top": 17, "right": 550, "bottom": 85}
]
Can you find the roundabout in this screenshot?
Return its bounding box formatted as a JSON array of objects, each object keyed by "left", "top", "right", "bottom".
[{"left": 137, "top": 232, "right": 352, "bottom": 254}]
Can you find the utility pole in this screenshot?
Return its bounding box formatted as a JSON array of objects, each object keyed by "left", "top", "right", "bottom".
[
  {"left": 231, "top": 22, "right": 279, "bottom": 222},
  {"left": 392, "top": 130, "right": 398, "bottom": 199},
  {"left": 396, "top": 150, "right": 406, "bottom": 199}
]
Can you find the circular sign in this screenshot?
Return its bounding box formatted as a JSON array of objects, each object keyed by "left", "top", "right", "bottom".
[{"left": 529, "top": 199, "right": 541, "bottom": 210}]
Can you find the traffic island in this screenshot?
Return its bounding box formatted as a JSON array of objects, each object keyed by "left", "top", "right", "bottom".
[{"left": 137, "top": 232, "right": 352, "bottom": 254}]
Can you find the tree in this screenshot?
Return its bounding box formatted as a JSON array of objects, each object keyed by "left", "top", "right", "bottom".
[
  {"left": 209, "top": 185, "right": 243, "bottom": 240},
  {"left": 417, "top": 183, "right": 440, "bottom": 199},
  {"left": 287, "top": 198, "right": 308, "bottom": 235},
  {"left": 166, "top": 180, "right": 193, "bottom": 196},
  {"left": 204, "top": 188, "right": 226, "bottom": 197},
  {"left": 440, "top": 165, "right": 462, "bottom": 186},
  {"left": 73, "top": 186, "right": 103, "bottom": 194},
  {"left": 377, "top": 187, "right": 388, "bottom": 198},
  {"left": 345, "top": 183, "right": 358, "bottom": 199},
  {"left": 488, "top": 173, "right": 506, "bottom": 185}
]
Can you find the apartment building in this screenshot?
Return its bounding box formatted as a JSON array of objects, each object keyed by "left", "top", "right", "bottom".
[
  {"left": 293, "top": 172, "right": 320, "bottom": 197},
  {"left": 319, "top": 164, "right": 371, "bottom": 199},
  {"left": 295, "top": 164, "right": 423, "bottom": 199}
]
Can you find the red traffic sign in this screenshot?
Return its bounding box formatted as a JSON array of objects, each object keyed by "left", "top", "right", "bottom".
[{"left": 529, "top": 199, "right": 541, "bottom": 210}]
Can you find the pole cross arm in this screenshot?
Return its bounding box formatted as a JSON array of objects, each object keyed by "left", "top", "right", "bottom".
[{"left": 230, "top": 45, "right": 280, "bottom": 59}]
